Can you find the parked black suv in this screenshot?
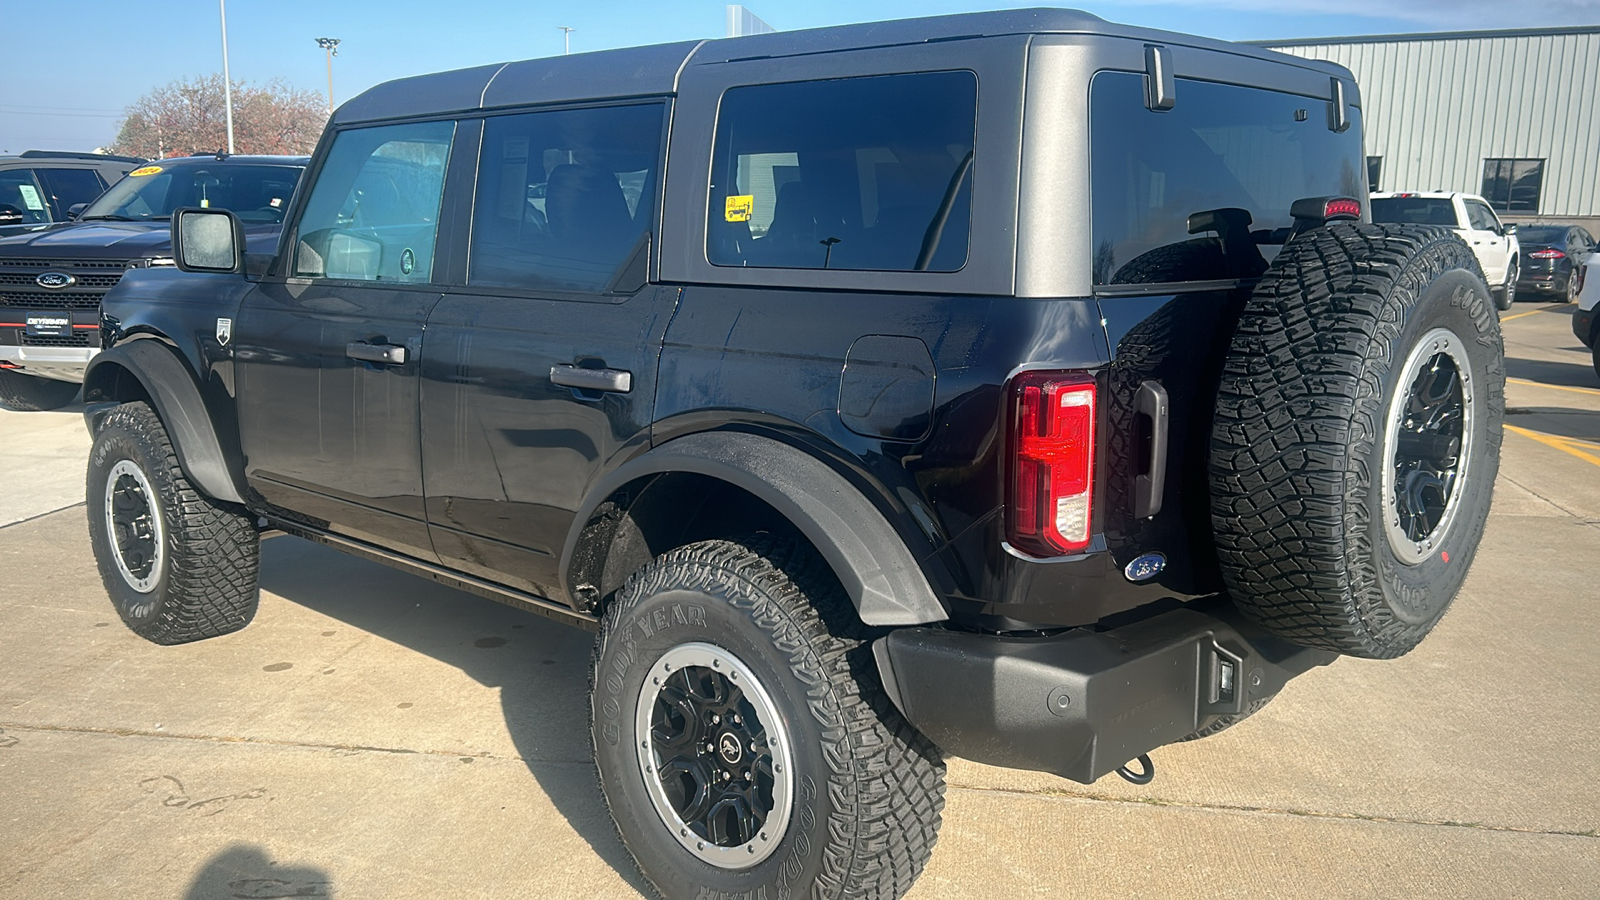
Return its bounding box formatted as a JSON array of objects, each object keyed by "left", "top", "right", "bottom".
[
  {"left": 0, "top": 153, "right": 306, "bottom": 411},
  {"left": 0, "top": 150, "right": 143, "bottom": 237},
  {"left": 81, "top": 11, "right": 1504, "bottom": 899}
]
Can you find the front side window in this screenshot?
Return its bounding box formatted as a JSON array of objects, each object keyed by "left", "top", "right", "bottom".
[
  {"left": 469, "top": 103, "right": 663, "bottom": 292},
  {"left": 37, "top": 168, "right": 107, "bottom": 217},
  {"left": 708, "top": 71, "right": 977, "bottom": 272},
  {"left": 1464, "top": 199, "right": 1501, "bottom": 232},
  {"left": 82, "top": 164, "right": 301, "bottom": 224},
  {"left": 1481, "top": 158, "right": 1543, "bottom": 213},
  {"left": 294, "top": 120, "right": 455, "bottom": 283},
  {"left": 0, "top": 169, "right": 52, "bottom": 225},
  {"left": 1089, "top": 72, "right": 1365, "bottom": 286}
]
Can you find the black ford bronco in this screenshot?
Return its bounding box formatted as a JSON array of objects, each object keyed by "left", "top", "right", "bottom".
[{"left": 82, "top": 10, "right": 1504, "bottom": 899}]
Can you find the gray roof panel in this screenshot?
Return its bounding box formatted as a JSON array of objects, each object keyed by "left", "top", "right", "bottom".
[{"left": 331, "top": 8, "right": 1353, "bottom": 126}]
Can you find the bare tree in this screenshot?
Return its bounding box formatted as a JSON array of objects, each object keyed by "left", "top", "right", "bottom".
[{"left": 110, "top": 75, "right": 327, "bottom": 158}]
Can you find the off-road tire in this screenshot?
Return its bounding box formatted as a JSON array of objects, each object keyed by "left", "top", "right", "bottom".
[
  {"left": 592, "top": 536, "right": 945, "bottom": 900},
  {"left": 86, "top": 401, "right": 260, "bottom": 644},
  {"left": 0, "top": 369, "right": 79, "bottom": 411},
  {"left": 1110, "top": 236, "right": 1269, "bottom": 286},
  {"left": 1211, "top": 224, "right": 1504, "bottom": 659}
]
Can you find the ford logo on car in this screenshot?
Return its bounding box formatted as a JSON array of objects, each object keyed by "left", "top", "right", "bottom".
[{"left": 36, "top": 271, "right": 76, "bottom": 290}]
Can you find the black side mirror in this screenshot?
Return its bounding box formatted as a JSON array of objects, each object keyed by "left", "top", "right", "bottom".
[
  {"left": 171, "top": 207, "right": 245, "bottom": 274},
  {"left": 67, "top": 203, "right": 88, "bottom": 219},
  {"left": 0, "top": 204, "right": 24, "bottom": 226},
  {"left": 1503, "top": 223, "right": 1517, "bottom": 236}
]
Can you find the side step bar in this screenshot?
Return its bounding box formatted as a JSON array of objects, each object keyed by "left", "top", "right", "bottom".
[{"left": 265, "top": 518, "right": 600, "bottom": 633}]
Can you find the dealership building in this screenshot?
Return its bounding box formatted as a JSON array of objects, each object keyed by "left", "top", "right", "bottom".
[{"left": 1254, "top": 26, "right": 1600, "bottom": 227}]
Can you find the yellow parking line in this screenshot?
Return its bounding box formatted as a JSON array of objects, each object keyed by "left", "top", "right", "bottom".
[
  {"left": 1505, "top": 423, "right": 1600, "bottom": 468},
  {"left": 1506, "top": 377, "right": 1600, "bottom": 398},
  {"left": 1499, "top": 301, "right": 1575, "bottom": 323}
]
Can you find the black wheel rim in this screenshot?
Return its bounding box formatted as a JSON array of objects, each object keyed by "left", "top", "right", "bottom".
[
  {"left": 635, "top": 642, "right": 793, "bottom": 868},
  {"left": 104, "top": 459, "right": 164, "bottom": 593},
  {"left": 1382, "top": 328, "right": 1475, "bottom": 564}
]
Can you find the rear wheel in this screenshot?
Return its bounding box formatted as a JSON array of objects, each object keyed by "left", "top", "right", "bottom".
[
  {"left": 0, "top": 369, "right": 79, "bottom": 411},
  {"left": 86, "top": 402, "right": 260, "bottom": 644},
  {"left": 1211, "top": 224, "right": 1504, "bottom": 659},
  {"left": 592, "top": 536, "right": 944, "bottom": 900}
]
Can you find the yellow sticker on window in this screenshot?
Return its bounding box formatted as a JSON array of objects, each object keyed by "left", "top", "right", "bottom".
[
  {"left": 128, "top": 165, "right": 163, "bottom": 177},
  {"left": 725, "top": 195, "right": 754, "bottom": 223}
]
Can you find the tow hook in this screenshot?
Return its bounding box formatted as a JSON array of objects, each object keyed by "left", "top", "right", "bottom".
[{"left": 1115, "top": 754, "right": 1155, "bottom": 785}]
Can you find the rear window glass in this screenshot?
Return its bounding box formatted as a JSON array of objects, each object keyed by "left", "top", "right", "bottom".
[
  {"left": 1369, "top": 197, "right": 1457, "bottom": 227},
  {"left": 1090, "top": 72, "right": 1364, "bottom": 286},
  {"left": 1513, "top": 225, "right": 1566, "bottom": 244},
  {"left": 708, "top": 71, "right": 976, "bottom": 273}
]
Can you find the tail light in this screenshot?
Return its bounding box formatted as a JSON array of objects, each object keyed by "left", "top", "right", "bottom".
[
  {"left": 1530, "top": 249, "right": 1566, "bottom": 259},
  {"left": 1008, "top": 372, "right": 1096, "bottom": 556}
]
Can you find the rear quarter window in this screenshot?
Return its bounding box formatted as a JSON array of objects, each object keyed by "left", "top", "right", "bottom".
[{"left": 1090, "top": 72, "right": 1364, "bottom": 287}]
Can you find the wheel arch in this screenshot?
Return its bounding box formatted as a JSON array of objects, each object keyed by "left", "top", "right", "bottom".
[
  {"left": 82, "top": 338, "right": 245, "bottom": 505},
  {"left": 561, "top": 431, "right": 949, "bottom": 627}
]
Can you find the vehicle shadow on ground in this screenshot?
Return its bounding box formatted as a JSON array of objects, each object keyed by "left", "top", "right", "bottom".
[
  {"left": 258, "top": 537, "right": 652, "bottom": 895},
  {"left": 1504, "top": 355, "right": 1599, "bottom": 389},
  {"left": 182, "top": 842, "right": 332, "bottom": 898},
  {"left": 1504, "top": 406, "right": 1600, "bottom": 442}
]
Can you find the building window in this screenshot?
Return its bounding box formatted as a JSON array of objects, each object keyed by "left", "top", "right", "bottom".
[
  {"left": 1481, "top": 158, "right": 1544, "bottom": 213},
  {"left": 1366, "top": 156, "right": 1382, "bottom": 192}
]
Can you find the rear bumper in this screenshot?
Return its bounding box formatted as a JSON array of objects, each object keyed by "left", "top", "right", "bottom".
[
  {"left": 0, "top": 345, "right": 96, "bottom": 383},
  {"left": 873, "top": 605, "right": 1335, "bottom": 783}
]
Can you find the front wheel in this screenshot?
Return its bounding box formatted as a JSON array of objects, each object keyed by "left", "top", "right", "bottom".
[
  {"left": 86, "top": 401, "right": 261, "bottom": 644},
  {"left": 592, "top": 537, "right": 945, "bottom": 900},
  {"left": 1495, "top": 260, "right": 1518, "bottom": 310}
]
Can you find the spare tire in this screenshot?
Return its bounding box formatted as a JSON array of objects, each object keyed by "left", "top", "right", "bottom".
[{"left": 1210, "top": 224, "right": 1504, "bottom": 659}]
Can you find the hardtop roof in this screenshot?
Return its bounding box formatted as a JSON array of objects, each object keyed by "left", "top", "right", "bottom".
[{"left": 332, "top": 8, "right": 1351, "bottom": 126}]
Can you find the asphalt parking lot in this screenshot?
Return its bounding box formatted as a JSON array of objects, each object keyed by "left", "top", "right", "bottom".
[{"left": 2, "top": 302, "right": 1597, "bottom": 899}]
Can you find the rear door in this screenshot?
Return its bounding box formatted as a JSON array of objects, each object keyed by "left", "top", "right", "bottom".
[
  {"left": 1086, "top": 71, "right": 1366, "bottom": 596},
  {"left": 419, "top": 102, "right": 673, "bottom": 600},
  {"left": 236, "top": 119, "right": 457, "bottom": 560}
]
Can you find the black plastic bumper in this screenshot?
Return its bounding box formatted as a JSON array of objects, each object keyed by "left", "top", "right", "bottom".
[{"left": 873, "top": 606, "right": 1336, "bottom": 783}]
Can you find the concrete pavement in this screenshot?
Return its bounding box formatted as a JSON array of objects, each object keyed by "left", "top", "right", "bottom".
[{"left": 1, "top": 303, "right": 1597, "bottom": 898}]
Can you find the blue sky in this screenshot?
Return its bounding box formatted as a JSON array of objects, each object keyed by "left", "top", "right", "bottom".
[{"left": 5, "top": 0, "right": 1598, "bottom": 153}]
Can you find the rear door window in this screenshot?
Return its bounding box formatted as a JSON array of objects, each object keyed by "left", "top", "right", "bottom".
[
  {"left": 293, "top": 120, "right": 455, "bottom": 283},
  {"left": 1089, "top": 72, "right": 1364, "bottom": 286},
  {"left": 468, "top": 103, "right": 664, "bottom": 292},
  {"left": 707, "top": 71, "right": 977, "bottom": 272}
]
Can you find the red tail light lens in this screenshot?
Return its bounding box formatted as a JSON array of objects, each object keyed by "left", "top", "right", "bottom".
[
  {"left": 1324, "top": 198, "right": 1362, "bottom": 219},
  {"left": 1530, "top": 249, "right": 1566, "bottom": 259},
  {"left": 1008, "top": 372, "right": 1096, "bottom": 556}
]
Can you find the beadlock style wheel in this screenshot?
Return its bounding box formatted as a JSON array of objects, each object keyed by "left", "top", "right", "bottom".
[
  {"left": 104, "top": 458, "right": 165, "bottom": 594},
  {"left": 634, "top": 642, "right": 794, "bottom": 869},
  {"left": 1380, "top": 327, "right": 1475, "bottom": 565}
]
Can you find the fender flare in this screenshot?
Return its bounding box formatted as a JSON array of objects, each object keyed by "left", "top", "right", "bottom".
[
  {"left": 82, "top": 340, "right": 245, "bottom": 505},
  {"left": 561, "top": 431, "right": 948, "bottom": 626}
]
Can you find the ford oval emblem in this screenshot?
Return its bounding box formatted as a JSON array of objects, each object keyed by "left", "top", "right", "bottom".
[
  {"left": 1124, "top": 552, "right": 1167, "bottom": 582},
  {"left": 36, "top": 271, "right": 76, "bottom": 290}
]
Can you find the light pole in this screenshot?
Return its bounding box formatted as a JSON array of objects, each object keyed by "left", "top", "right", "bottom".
[
  {"left": 316, "top": 38, "right": 341, "bottom": 115},
  {"left": 219, "top": 0, "right": 235, "bottom": 153},
  {"left": 559, "top": 26, "right": 574, "bottom": 55}
]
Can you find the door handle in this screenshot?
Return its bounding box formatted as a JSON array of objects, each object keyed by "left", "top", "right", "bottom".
[
  {"left": 1133, "top": 380, "right": 1169, "bottom": 519},
  {"left": 346, "top": 341, "right": 407, "bottom": 365},
  {"left": 550, "top": 364, "right": 632, "bottom": 394}
]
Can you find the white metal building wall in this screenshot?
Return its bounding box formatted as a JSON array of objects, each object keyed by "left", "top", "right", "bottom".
[{"left": 1257, "top": 28, "right": 1600, "bottom": 219}]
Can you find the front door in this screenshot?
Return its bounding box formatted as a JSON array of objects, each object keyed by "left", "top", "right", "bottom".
[
  {"left": 1463, "top": 197, "right": 1509, "bottom": 285},
  {"left": 420, "top": 103, "right": 671, "bottom": 603},
  {"left": 236, "top": 119, "right": 457, "bottom": 560}
]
